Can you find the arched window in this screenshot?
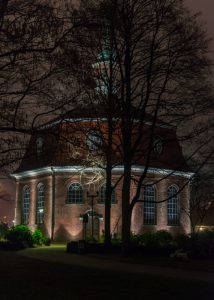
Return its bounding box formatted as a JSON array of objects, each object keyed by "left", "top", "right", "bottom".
[
  {"left": 22, "top": 186, "right": 30, "bottom": 224},
  {"left": 36, "top": 137, "right": 44, "bottom": 155},
  {"left": 143, "top": 185, "right": 156, "bottom": 225},
  {"left": 167, "top": 186, "right": 179, "bottom": 225},
  {"left": 67, "top": 183, "right": 83, "bottom": 204},
  {"left": 98, "top": 184, "right": 116, "bottom": 204},
  {"left": 36, "top": 184, "right": 45, "bottom": 224},
  {"left": 153, "top": 136, "right": 164, "bottom": 154},
  {"left": 87, "top": 130, "right": 102, "bottom": 151}
]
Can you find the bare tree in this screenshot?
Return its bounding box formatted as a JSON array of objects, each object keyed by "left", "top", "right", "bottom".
[
  {"left": 0, "top": 0, "right": 81, "bottom": 173},
  {"left": 2, "top": 0, "right": 212, "bottom": 251},
  {"left": 67, "top": 0, "right": 213, "bottom": 252},
  {"left": 186, "top": 176, "right": 214, "bottom": 232}
]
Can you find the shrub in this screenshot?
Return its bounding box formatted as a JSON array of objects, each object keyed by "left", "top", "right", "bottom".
[
  {"left": 32, "top": 229, "right": 44, "bottom": 245},
  {"left": 6, "top": 225, "right": 33, "bottom": 247},
  {"left": 67, "top": 241, "right": 78, "bottom": 253},
  {"left": 196, "top": 230, "right": 214, "bottom": 247},
  {"left": 99, "top": 230, "right": 105, "bottom": 243},
  {"left": 138, "top": 232, "right": 157, "bottom": 248},
  {"left": 85, "top": 235, "right": 98, "bottom": 243},
  {"left": 172, "top": 231, "right": 214, "bottom": 258},
  {"left": 0, "top": 240, "right": 27, "bottom": 251},
  {"left": 154, "top": 230, "right": 173, "bottom": 248},
  {"left": 130, "top": 231, "right": 173, "bottom": 255},
  {"left": 0, "top": 223, "right": 9, "bottom": 240},
  {"left": 191, "top": 230, "right": 214, "bottom": 258},
  {"left": 130, "top": 234, "right": 143, "bottom": 245},
  {"left": 173, "top": 234, "right": 190, "bottom": 250},
  {"left": 111, "top": 233, "right": 120, "bottom": 244},
  {"left": 42, "top": 237, "right": 51, "bottom": 246}
]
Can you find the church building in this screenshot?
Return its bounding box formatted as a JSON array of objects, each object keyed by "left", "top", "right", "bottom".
[
  {"left": 11, "top": 11, "right": 194, "bottom": 241},
  {"left": 12, "top": 111, "right": 193, "bottom": 241}
]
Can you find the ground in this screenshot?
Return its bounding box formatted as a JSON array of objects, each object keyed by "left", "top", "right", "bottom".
[{"left": 0, "top": 244, "right": 214, "bottom": 299}]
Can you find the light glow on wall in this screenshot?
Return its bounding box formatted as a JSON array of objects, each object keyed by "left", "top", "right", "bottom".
[{"left": 12, "top": 165, "right": 194, "bottom": 180}]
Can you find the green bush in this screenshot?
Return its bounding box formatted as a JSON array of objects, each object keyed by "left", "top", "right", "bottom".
[
  {"left": 85, "top": 235, "right": 97, "bottom": 243},
  {"left": 131, "top": 231, "right": 172, "bottom": 248},
  {"left": 130, "top": 234, "right": 142, "bottom": 245},
  {"left": 173, "top": 231, "right": 214, "bottom": 258},
  {"left": 32, "top": 229, "right": 44, "bottom": 245},
  {"left": 0, "top": 240, "right": 27, "bottom": 251},
  {"left": 112, "top": 234, "right": 120, "bottom": 244},
  {"left": 131, "top": 230, "right": 214, "bottom": 257},
  {"left": 99, "top": 230, "right": 105, "bottom": 243},
  {"left": 32, "top": 229, "right": 51, "bottom": 246},
  {"left": 6, "top": 225, "right": 33, "bottom": 247},
  {"left": 42, "top": 237, "right": 51, "bottom": 246},
  {"left": 196, "top": 230, "right": 214, "bottom": 246},
  {"left": 190, "top": 230, "right": 214, "bottom": 257},
  {"left": 0, "top": 224, "right": 9, "bottom": 240},
  {"left": 4, "top": 225, "right": 51, "bottom": 248},
  {"left": 154, "top": 230, "right": 173, "bottom": 248},
  {"left": 138, "top": 232, "right": 157, "bottom": 248},
  {"left": 130, "top": 231, "right": 173, "bottom": 255},
  {"left": 173, "top": 234, "right": 190, "bottom": 250}
]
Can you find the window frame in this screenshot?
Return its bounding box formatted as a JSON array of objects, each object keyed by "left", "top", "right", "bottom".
[
  {"left": 67, "top": 182, "right": 83, "bottom": 204},
  {"left": 36, "top": 183, "right": 45, "bottom": 224},
  {"left": 98, "top": 184, "right": 116, "bottom": 204},
  {"left": 86, "top": 130, "right": 102, "bottom": 151},
  {"left": 22, "top": 186, "right": 30, "bottom": 224},
  {"left": 167, "top": 185, "right": 180, "bottom": 226},
  {"left": 153, "top": 136, "right": 164, "bottom": 155},
  {"left": 143, "top": 185, "right": 156, "bottom": 225},
  {"left": 36, "top": 137, "right": 44, "bottom": 155}
]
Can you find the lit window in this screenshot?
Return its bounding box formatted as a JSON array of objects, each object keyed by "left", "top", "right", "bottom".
[
  {"left": 167, "top": 186, "right": 179, "bottom": 225},
  {"left": 143, "top": 185, "right": 156, "bottom": 225},
  {"left": 36, "top": 184, "right": 45, "bottom": 224},
  {"left": 98, "top": 184, "right": 116, "bottom": 204},
  {"left": 67, "top": 183, "right": 83, "bottom": 204},
  {"left": 22, "top": 186, "right": 30, "bottom": 224},
  {"left": 87, "top": 130, "right": 102, "bottom": 151}
]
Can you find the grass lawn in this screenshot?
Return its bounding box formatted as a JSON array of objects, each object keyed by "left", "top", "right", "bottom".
[
  {"left": 0, "top": 246, "right": 213, "bottom": 300},
  {"left": 22, "top": 243, "right": 214, "bottom": 273}
]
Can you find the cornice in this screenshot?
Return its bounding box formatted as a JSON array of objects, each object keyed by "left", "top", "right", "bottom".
[{"left": 12, "top": 165, "right": 194, "bottom": 180}]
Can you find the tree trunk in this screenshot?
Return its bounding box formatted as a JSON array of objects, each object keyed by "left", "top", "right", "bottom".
[
  {"left": 104, "top": 92, "right": 113, "bottom": 247},
  {"left": 121, "top": 164, "right": 132, "bottom": 254},
  {"left": 105, "top": 161, "right": 112, "bottom": 247}
]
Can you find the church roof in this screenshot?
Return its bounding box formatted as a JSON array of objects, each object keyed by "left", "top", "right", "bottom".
[
  {"left": 14, "top": 107, "right": 192, "bottom": 175},
  {"left": 40, "top": 106, "right": 174, "bottom": 129}
]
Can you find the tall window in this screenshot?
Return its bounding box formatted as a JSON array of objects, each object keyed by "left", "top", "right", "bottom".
[
  {"left": 36, "top": 137, "right": 44, "bottom": 155},
  {"left": 36, "top": 184, "right": 45, "bottom": 224},
  {"left": 167, "top": 186, "right": 179, "bottom": 225},
  {"left": 153, "top": 136, "right": 163, "bottom": 154},
  {"left": 98, "top": 184, "right": 116, "bottom": 204},
  {"left": 22, "top": 186, "right": 30, "bottom": 224},
  {"left": 87, "top": 130, "right": 102, "bottom": 151},
  {"left": 67, "top": 183, "right": 83, "bottom": 204},
  {"left": 143, "top": 185, "right": 156, "bottom": 225}
]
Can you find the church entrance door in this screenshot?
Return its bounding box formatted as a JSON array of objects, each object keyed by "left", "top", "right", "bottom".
[{"left": 83, "top": 210, "right": 100, "bottom": 241}]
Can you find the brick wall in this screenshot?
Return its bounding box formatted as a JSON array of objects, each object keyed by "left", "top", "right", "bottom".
[{"left": 16, "top": 171, "right": 191, "bottom": 241}]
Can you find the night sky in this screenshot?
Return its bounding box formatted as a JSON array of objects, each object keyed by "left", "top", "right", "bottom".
[{"left": 187, "top": 0, "right": 214, "bottom": 52}]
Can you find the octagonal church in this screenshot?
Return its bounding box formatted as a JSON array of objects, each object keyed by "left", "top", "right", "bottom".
[{"left": 12, "top": 109, "right": 193, "bottom": 241}]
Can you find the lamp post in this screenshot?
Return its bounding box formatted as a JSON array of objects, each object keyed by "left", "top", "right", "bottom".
[{"left": 87, "top": 191, "right": 98, "bottom": 240}]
